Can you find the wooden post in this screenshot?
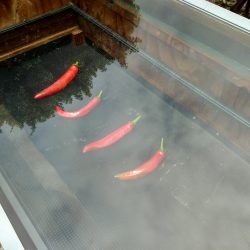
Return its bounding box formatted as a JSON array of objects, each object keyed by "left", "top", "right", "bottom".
[{"left": 71, "top": 28, "right": 85, "bottom": 46}]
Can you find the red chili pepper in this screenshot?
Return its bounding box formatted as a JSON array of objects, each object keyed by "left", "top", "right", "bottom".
[
  {"left": 114, "top": 138, "right": 165, "bottom": 180},
  {"left": 34, "top": 62, "right": 79, "bottom": 100},
  {"left": 83, "top": 115, "right": 141, "bottom": 153},
  {"left": 55, "top": 90, "right": 103, "bottom": 118}
]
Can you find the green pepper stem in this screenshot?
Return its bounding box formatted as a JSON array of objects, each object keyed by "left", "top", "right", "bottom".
[
  {"left": 73, "top": 61, "right": 79, "bottom": 66},
  {"left": 131, "top": 115, "right": 141, "bottom": 125},
  {"left": 160, "top": 138, "right": 164, "bottom": 152},
  {"left": 97, "top": 90, "right": 103, "bottom": 99}
]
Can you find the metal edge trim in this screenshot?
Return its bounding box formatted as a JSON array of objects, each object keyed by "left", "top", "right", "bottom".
[
  {"left": 0, "top": 173, "right": 48, "bottom": 250},
  {"left": 178, "top": 0, "right": 250, "bottom": 34}
]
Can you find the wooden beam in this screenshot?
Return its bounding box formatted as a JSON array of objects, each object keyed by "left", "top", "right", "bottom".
[
  {"left": 0, "top": 9, "right": 80, "bottom": 62},
  {"left": 0, "top": 26, "right": 80, "bottom": 62}
]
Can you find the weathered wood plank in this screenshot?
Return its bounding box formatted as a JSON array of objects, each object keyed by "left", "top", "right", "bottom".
[
  {"left": 0, "top": 26, "right": 79, "bottom": 62},
  {"left": 0, "top": 10, "right": 78, "bottom": 61}
]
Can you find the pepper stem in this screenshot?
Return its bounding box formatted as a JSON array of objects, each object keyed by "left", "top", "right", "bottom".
[
  {"left": 97, "top": 90, "right": 103, "bottom": 99},
  {"left": 73, "top": 61, "right": 79, "bottom": 66},
  {"left": 160, "top": 138, "right": 164, "bottom": 152},
  {"left": 131, "top": 115, "right": 141, "bottom": 125}
]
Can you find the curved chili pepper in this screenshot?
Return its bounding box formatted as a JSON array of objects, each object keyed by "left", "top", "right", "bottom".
[
  {"left": 83, "top": 115, "right": 141, "bottom": 153},
  {"left": 34, "top": 62, "right": 79, "bottom": 100},
  {"left": 114, "top": 138, "right": 165, "bottom": 180},
  {"left": 55, "top": 90, "right": 103, "bottom": 118}
]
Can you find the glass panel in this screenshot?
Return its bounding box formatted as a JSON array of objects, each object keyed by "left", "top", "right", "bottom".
[
  {"left": 1, "top": 1, "right": 250, "bottom": 249},
  {"left": 0, "top": 34, "right": 249, "bottom": 249}
]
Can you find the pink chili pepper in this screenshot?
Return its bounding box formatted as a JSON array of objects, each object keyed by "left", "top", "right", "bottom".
[
  {"left": 55, "top": 90, "right": 103, "bottom": 118},
  {"left": 83, "top": 115, "right": 141, "bottom": 153},
  {"left": 114, "top": 138, "right": 165, "bottom": 180}
]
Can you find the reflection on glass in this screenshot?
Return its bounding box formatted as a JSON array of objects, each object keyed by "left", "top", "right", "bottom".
[
  {"left": 1, "top": 38, "right": 249, "bottom": 248},
  {"left": 0, "top": 38, "right": 113, "bottom": 133}
]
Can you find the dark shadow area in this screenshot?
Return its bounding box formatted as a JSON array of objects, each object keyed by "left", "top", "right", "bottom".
[{"left": 0, "top": 36, "right": 113, "bottom": 133}]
